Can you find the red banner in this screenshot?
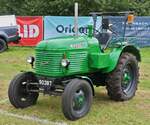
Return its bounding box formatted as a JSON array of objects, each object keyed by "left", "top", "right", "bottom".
[{"left": 10, "top": 16, "right": 43, "bottom": 46}]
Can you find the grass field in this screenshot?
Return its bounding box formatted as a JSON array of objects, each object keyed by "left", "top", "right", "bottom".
[{"left": 0, "top": 47, "right": 150, "bottom": 125}]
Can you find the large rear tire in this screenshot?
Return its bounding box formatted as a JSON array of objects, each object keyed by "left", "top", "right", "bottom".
[
  {"left": 0, "top": 38, "right": 7, "bottom": 53},
  {"left": 106, "top": 52, "right": 139, "bottom": 101},
  {"left": 8, "top": 72, "right": 39, "bottom": 108},
  {"left": 62, "top": 79, "right": 93, "bottom": 120}
]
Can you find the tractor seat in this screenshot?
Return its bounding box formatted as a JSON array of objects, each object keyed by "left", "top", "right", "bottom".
[{"left": 95, "top": 32, "right": 112, "bottom": 50}]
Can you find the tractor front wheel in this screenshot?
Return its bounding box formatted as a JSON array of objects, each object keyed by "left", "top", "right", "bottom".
[
  {"left": 62, "top": 79, "right": 93, "bottom": 120},
  {"left": 8, "top": 72, "right": 39, "bottom": 108},
  {"left": 106, "top": 52, "right": 139, "bottom": 101}
]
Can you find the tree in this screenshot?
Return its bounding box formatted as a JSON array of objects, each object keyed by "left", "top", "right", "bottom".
[{"left": 0, "top": 0, "right": 149, "bottom": 16}]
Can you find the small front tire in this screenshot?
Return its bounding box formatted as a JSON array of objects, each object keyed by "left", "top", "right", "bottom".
[
  {"left": 8, "top": 72, "right": 39, "bottom": 108},
  {"left": 62, "top": 79, "right": 93, "bottom": 120}
]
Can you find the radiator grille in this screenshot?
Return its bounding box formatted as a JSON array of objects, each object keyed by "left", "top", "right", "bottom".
[{"left": 35, "top": 50, "right": 88, "bottom": 77}]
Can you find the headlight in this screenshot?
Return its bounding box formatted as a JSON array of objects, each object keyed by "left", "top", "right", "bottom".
[
  {"left": 61, "top": 59, "right": 70, "bottom": 67},
  {"left": 26, "top": 56, "right": 35, "bottom": 64}
]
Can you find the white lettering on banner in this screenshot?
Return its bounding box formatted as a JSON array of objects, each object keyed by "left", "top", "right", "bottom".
[
  {"left": 18, "top": 25, "right": 39, "bottom": 38},
  {"left": 29, "top": 25, "right": 39, "bottom": 38},
  {"left": 24, "top": 25, "right": 28, "bottom": 38}
]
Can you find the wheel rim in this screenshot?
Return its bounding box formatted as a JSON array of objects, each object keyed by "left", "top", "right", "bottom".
[
  {"left": 73, "top": 89, "right": 86, "bottom": 111},
  {"left": 18, "top": 80, "right": 29, "bottom": 102},
  {"left": 17, "top": 76, "right": 36, "bottom": 103},
  {"left": 122, "top": 63, "right": 134, "bottom": 93}
]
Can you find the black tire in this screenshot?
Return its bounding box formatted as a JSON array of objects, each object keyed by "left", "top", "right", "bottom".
[
  {"left": 0, "top": 38, "right": 8, "bottom": 53},
  {"left": 8, "top": 72, "right": 39, "bottom": 108},
  {"left": 106, "top": 52, "right": 139, "bottom": 101},
  {"left": 62, "top": 79, "right": 93, "bottom": 120}
]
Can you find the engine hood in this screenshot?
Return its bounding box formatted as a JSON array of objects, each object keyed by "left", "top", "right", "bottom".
[{"left": 36, "top": 36, "right": 88, "bottom": 50}]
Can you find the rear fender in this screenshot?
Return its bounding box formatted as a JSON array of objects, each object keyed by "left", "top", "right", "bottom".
[
  {"left": 103, "top": 45, "right": 141, "bottom": 73},
  {"left": 122, "top": 45, "right": 141, "bottom": 61}
]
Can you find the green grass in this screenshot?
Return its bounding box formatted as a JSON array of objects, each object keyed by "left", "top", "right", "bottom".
[{"left": 0, "top": 47, "right": 150, "bottom": 125}]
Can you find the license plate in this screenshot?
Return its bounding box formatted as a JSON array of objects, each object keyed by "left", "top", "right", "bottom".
[{"left": 39, "top": 79, "right": 52, "bottom": 86}]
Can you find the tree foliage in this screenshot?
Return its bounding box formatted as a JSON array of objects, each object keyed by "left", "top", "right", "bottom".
[{"left": 0, "top": 0, "right": 150, "bottom": 16}]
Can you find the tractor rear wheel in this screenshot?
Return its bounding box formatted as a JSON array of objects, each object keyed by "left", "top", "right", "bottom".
[
  {"left": 62, "top": 79, "right": 93, "bottom": 120},
  {"left": 106, "top": 52, "right": 139, "bottom": 101},
  {"left": 8, "top": 72, "right": 39, "bottom": 108}
]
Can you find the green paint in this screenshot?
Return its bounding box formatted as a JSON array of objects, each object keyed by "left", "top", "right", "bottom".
[
  {"left": 87, "top": 25, "right": 93, "bottom": 38},
  {"left": 74, "top": 92, "right": 85, "bottom": 109},
  {"left": 34, "top": 34, "right": 140, "bottom": 77},
  {"left": 124, "top": 73, "right": 131, "bottom": 81}
]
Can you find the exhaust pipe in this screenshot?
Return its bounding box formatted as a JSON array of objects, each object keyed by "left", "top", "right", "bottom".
[{"left": 74, "top": 2, "right": 78, "bottom": 37}]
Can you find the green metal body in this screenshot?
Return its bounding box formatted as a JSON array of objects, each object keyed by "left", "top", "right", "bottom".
[{"left": 34, "top": 35, "right": 140, "bottom": 77}]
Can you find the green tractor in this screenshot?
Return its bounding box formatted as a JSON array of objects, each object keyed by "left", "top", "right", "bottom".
[{"left": 8, "top": 4, "right": 140, "bottom": 121}]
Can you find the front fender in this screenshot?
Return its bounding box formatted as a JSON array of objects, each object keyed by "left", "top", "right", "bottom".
[{"left": 76, "top": 76, "right": 95, "bottom": 96}]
